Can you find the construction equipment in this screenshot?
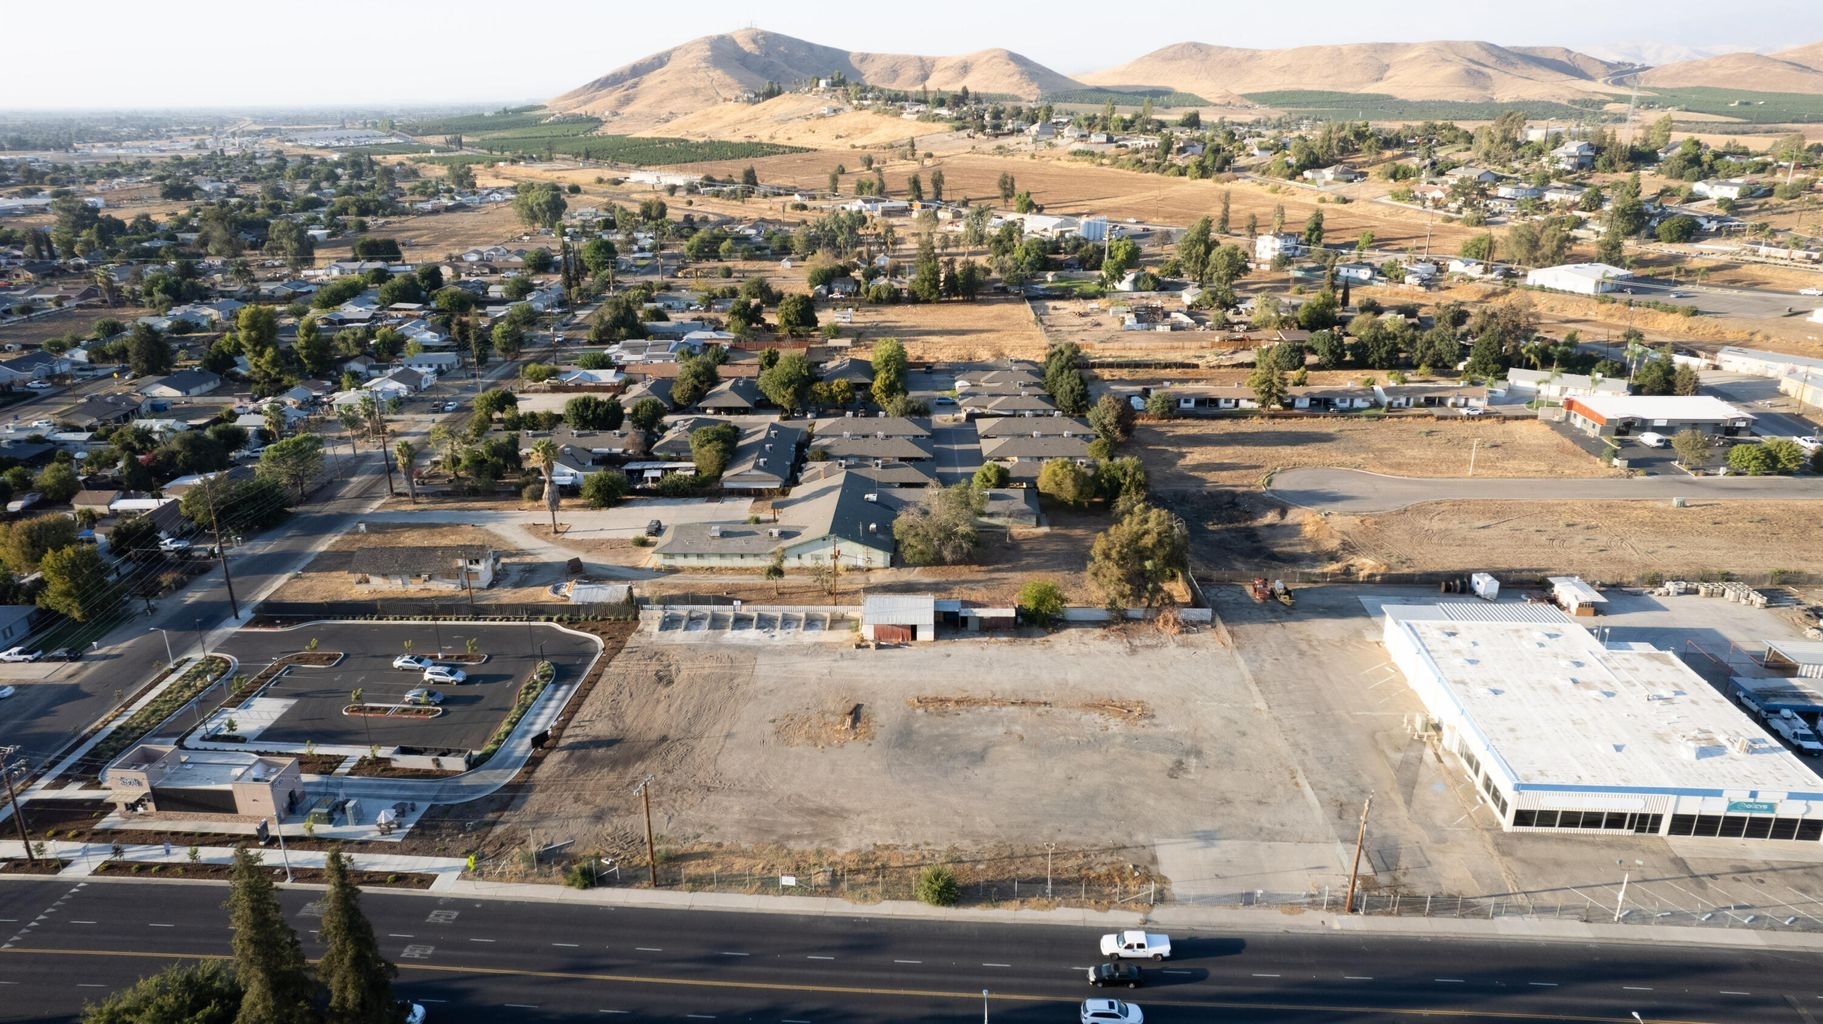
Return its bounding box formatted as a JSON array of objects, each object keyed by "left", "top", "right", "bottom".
[{"left": 1271, "top": 579, "right": 1294, "bottom": 608}]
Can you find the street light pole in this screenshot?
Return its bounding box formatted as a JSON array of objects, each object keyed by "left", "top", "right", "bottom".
[
  {"left": 1045, "top": 843, "right": 1056, "bottom": 899},
  {"left": 150, "top": 627, "right": 173, "bottom": 667},
  {"left": 982, "top": 989, "right": 990, "bottom": 1024},
  {"left": 269, "top": 817, "right": 293, "bottom": 883}
]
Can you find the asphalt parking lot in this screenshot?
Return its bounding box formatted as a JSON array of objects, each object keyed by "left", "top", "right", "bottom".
[{"left": 216, "top": 622, "right": 598, "bottom": 751}]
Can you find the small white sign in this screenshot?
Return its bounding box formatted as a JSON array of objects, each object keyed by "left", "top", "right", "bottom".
[{"left": 780, "top": 874, "right": 797, "bottom": 887}]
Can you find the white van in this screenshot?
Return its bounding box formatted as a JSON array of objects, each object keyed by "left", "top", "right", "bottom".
[{"left": 1637, "top": 432, "right": 1667, "bottom": 448}]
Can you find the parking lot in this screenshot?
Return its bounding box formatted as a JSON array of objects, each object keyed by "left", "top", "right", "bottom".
[{"left": 214, "top": 622, "right": 598, "bottom": 752}]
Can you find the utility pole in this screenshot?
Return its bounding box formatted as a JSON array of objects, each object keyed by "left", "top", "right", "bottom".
[
  {"left": 203, "top": 479, "right": 240, "bottom": 619},
  {"left": 0, "top": 747, "right": 36, "bottom": 862},
  {"left": 1344, "top": 794, "right": 1372, "bottom": 914},
  {"left": 634, "top": 774, "right": 658, "bottom": 887}
]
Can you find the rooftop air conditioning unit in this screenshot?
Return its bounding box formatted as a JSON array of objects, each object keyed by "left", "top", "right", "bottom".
[
  {"left": 863, "top": 492, "right": 879, "bottom": 503},
  {"left": 767, "top": 528, "right": 782, "bottom": 538},
  {"left": 708, "top": 525, "right": 722, "bottom": 538}
]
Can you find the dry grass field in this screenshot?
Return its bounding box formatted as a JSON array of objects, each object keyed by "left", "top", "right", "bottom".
[
  {"left": 1323, "top": 498, "right": 1823, "bottom": 583},
  {"left": 1137, "top": 417, "right": 1616, "bottom": 492},
  {"left": 854, "top": 295, "right": 1045, "bottom": 361}
]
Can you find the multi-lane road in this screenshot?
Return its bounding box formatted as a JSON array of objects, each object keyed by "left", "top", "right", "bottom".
[{"left": 3, "top": 879, "right": 1821, "bottom": 1023}]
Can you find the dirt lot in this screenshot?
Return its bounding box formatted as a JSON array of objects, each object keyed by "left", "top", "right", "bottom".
[
  {"left": 268, "top": 523, "right": 546, "bottom": 603},
  {"left": 846, "top": 294, "right": 1046, "bottom": 362},
  {"left": 0, "top": 305, "right": 152, "bottom": 347},
  {"left": 1322, "top": 498, "right": 1823, "bottom": 584},
  {"left": 1138, "top": 416, "right": 1615, "bottom": 493}
]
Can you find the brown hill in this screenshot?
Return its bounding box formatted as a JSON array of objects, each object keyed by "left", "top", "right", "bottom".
[
  {"left": 1631, "top": 43, "right": 1823, "bottom": 93},
  {"left": 1082, "top": 40, "right": 1627, "bottom": 103},
  {"left": 552, "top": 29, "right": 1081, "bottom": 125}
]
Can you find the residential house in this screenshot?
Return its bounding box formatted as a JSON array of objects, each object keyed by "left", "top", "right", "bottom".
[
  {"left": 695, "top": 377, "right": 765, "bottom": 415},
  {"left": 1551, "top": 141, "right": 1596, "bottom": 172},
  {"left": 1445, "top": 167, "right": 1499, "bottom": 185},
  {"left": 353, "top": 545, "right": 497, "bottom": 590},
  {"left": 3, "top": 351, "right": 70, "bottom": 380},
  {"left": 1165, "top": 384, "right": 1257, "bottom": 415},
  {"left": 798, "top": 459, "right": 938, "bottom": 489},
  {"left": 978, "top": 432, "right": 1091, "bottom": 483},
  {"left": 1288, "top": 385, "right": 1377, "bottom": 412},
  {"left": 1692, "top": 178, "right": 1759, "bottom": 201},
  {"left": 141, "top": 369, "right": 222, "bottom": 400},
  {"left": 401, "top": 351, "right": 461, "bottom": 375},
  {"left": 721, "top": 422, "right": 804, "bottom": 492},
  {"left": 971, "top": 416, "right": 1089, "bottom": 440},
  {"left": 961, "top": 392, "right": 1058, "bottom": 417},
  {"left": 654, "top": 470, "right": 899, "bottom": 569},
  {"left": 1302, "top": 164, "right": 1365, "bottom": 184},
  {"left": 1376, "top": 382, "right": 1488, "bottom": 410},
  {"left": 620, "top": 377, "right": 675, "bottom": 411},
  {"left": 1562, "top": 394, "right": 1753, "bottom": 438},
  {"left": 58, "top": 393, "right": 146, "bottom": 429},
  {"left": 1254, "top": 233, "right": 1303, "bottom": 262}
]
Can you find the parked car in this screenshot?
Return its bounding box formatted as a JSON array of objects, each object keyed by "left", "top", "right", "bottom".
[
  {"left": 441, "top": 401, "right": 460, "bottom": 413},
  {"left": 25, "top": 381, "right": 52, "bottom": 390},
  {"left": 1800, "top": 287, "right": 1823, "bottom": 296},
  {"left": 392, "top": 655, "right": 436, "bottom": 671},
  {"left": 0, "top": 648, "right": 41, "bottom": 663},
  {"left": 933, "top": 395, "right": 957, "bottom": 406},
  {"left": 1795, "top": 436, "right": 1821, "bottom": 453},
  {"left": 1080, "top": 999, "right": 1144, "bottom": 1024},
  {"left": 1636, "top": 432, "right": 1667, "bottom": 448},
  {"left": 158, "top": 536, "right": 192, "bottom": 552},
  {"left": 422, "top": 665, "right": 467, "bottom": 685},
  {"left": 401, "top": 1003, "right": 426, "bottom": 1024},
  {"left": 1088, "top": 962, "right": 1143, "bottom": 988},
  {"left": 43, "top": 648, "right": 81, "bottom": 662},
  {"left": 645, "top": 519, "right": 664, "bottom": 537},
  {"left": 402, "top": 688, "right": 444, "bottom": 706}
]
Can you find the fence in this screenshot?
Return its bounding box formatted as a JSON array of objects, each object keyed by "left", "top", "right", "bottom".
[
  {"left": 1202, "top": 568, "right": 1821, "bottom": 591},
  {"left": 1179, "top": 887, "right": 1823, "bottom": 933},
  {"left": 252, "top": 600, "right": 638, "bottom": 624}
]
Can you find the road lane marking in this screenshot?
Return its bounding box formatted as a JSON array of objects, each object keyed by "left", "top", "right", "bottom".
[
  {"left": 76, "top": 983, "right": 105, "bottom": 988},
  {"left": 1163, "top": 969, "right": 1194, "bottom": 975},
  {"left": 1253, "top": 973, "right": 1281, "bottom": 978},
  {"left": 1436, "top": 979, "right": 1465, "bottom": 983},
  {"left": 417, "top": 999, "right": 447, "bottom": 1003},
  {"left": 893, "top": 959, "right": 922, "bottom": 964},
  {"left": 70, "top": 920, "right": 95, "bottom": 925},
  {"left": 554, "top": 943, "right": 579, "bottom": 947},
  {"left": 686, "top": 1016, "right": 717, "bottom": 1020},
  {"left": 389, "top": 934, "right": 415, "bottom": 938},
  {"left": 982, "top": 963, "right": 1011, "bottom": 968},
  {"left": 1721, "top": 991, "right": 1752, "bottom": 995},
  {"left": 1345, "top": 977, "right": 1374, "bottom": 981},
  {"left": 505, "top": 1004, "right": 538, "bottom": 1009},
  {"left": 1624, "top": 986, "right": 1653, "bottom": 991},
  {"left": 1530, "top": 982, "right": 1558, "bottom": 987},
  {"left": 148, "top": 923, "right": 173, "bottom": 928},
  {"left": 719, "top": 952, "right": 750, "bottom": 957},
  {"left": 635, "top": 947, "right": 663, "bottom": 952},
  {"left": 469, "top": 938, "right": 494, "bottom": 943},
  {"left": 806, "top": 955, "right": 835, "bottom": 960},
  {"left": 0, "top": 947, "right": 1725, "bottom": 1024},
  {"left": 599, "top": 1012, "right": 629, "bottom": 1016}
]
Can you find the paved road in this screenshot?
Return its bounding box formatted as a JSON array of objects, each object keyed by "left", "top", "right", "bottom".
[
  {"left": 5, "top": 879, "right": 1823, "bottom": 1023},
  {"left": 1270, "top": 467, "right": 1823, "bottom": 514}
]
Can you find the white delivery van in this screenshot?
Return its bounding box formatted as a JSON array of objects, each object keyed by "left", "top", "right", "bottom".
[{"left": 1637, "top": 432, "right": 1667, "bottom": 448}]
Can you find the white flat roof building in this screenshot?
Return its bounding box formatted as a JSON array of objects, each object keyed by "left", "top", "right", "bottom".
[
  {"left": 1524, "top": 262, "right": 1632, "bottom": 296},
  {"left": 1383, "top": 602, "right": 1823, "bottom": 842}
]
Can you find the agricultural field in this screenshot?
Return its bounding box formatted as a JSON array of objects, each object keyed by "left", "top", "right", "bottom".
[
  {"left": 1243, "top": 90, "right": 1607, "bottom": 123},
  {"left": 1639, "top": 87, "right": 1823, "bottom": 124}
]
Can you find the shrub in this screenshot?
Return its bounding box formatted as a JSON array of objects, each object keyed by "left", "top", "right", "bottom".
[
  {"left": 564, "top": 863, "right": 598, "bottom": 889},
  {"left": 916, "top": 865, "right": 960, "bottom": 907},
  {"left": 1016, "top": 579, "right": 1067, "bottom": 628}
]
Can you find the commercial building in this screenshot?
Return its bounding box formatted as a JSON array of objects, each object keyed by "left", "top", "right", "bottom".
[
  {"left": 1524, "top": 262, "right": 1632, "bottom": 296},
  {"left": 1383, "top": 602, "right": 1823, "bottom": 842},
  {"left": 862, "top": 594, "right": 937, "bottom": 643},
  {"left": 1561, "top": 394, "right": 1753, "bottom": 439},
  {"left": 105, "top": 744, "right": 304, "bottom": 820}
]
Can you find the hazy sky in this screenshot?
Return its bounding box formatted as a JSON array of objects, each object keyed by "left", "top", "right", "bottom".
[{"left": 9, "top": 0, "right": 1819, "bottom": 110}]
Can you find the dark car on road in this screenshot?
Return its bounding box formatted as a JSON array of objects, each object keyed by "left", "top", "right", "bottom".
[
  {"left": 645, "top": 519, "right": 663, "bottom": 536},
  {"left": 1088, "top": 962, "right": 1143, "bottom": 988}
]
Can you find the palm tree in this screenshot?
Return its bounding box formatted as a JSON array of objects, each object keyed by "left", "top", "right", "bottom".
[
  {"left": 531, "top": 437, "right": 561, "bottom": 536},
  {"left": 394, "top": 440, "right": 418, "bottom": 503},
  {"left": 427, "top": 424, "right": 462, "bottom": 484}
]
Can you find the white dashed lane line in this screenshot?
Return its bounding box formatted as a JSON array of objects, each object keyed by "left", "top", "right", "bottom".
[{"left": 806, "top": 955, "right": 835, "bottom": 961}]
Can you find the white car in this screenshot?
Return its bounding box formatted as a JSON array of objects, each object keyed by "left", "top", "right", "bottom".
[
  {"left": 423, "top": 665, "right": 467, "bottom": 685},
  {"left": 1800, "top": 287, "right": 1823, "bottom": 296},
  {"left": 158, "top": 537, "right": 192, "bottom": 552},
  {"left": 400, "top": 1002, "right": 425, "bottom": 1024},
  {"left": 25, "top": 381, "right": 52, "bottom": 390},
  {"left": 0, "top": 648, "right": 41, "bottom": 663},
  {"left": 0, "top": 686, "right": 15, "bottom": 699},
  {"left": 392, "top": 655, "right": 436, "bottom": 671},
  {"left": 1081, "top": 999, "right": 1144, "bottom": 1024},
  {"left": 1795, "top": 436, "right": 1822, "bottom": 453}
]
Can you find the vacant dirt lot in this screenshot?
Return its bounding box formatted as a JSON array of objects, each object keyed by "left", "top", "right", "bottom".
[
  {"left": 1326, "top": 498, "right": 1823, "bottom": 583},
  {"left": 1138, "top": 417, "right": 1616, "bottom": 493},
  {"left": 854, "top": 294, "right": 1046, "bottom": 361},
  {"left": 269, "top": 523, "right": 536, "bottom": 603}
]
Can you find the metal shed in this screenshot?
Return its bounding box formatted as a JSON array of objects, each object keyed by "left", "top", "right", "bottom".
[{"left": 861, "top": 594, "right": 936, "bottom": 643}]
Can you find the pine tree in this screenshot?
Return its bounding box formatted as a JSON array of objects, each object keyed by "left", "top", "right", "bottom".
[
  {"left": 318, "top": 852, "right": 398, "bottom": 1024},
  {"left": 1217, "top": 190, "right": 1231, "bottom": 235},
  {"left": 226, "top": 848, "right": 317, "bottom": 1024}
]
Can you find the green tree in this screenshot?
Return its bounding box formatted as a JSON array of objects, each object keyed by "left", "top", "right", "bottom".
[
  {"left": 227, "top": 847, "right": 316, "bottom": 1024},
  {"left": 1177, "top": 216, "right": 1214, "bottom": 283},
  {"left": 512, "top": 182, "right": 568, "bottom": 229},
  {"left": 1088, "top": 393, "right": 1136, "bottom": 447},
  {"left": 38, "top": 544, "right": 118, "bottom": 622},
  {"left": 629, "top": 397, "right": 667, "bottom": 432},
  {"left": 1049, "top": 371, "right": 1090, "bottom": 415},
  {"left": 997, "top": 171, "right": 1016, "bottom": 202},
  {"left": 1246, "top": 362, "right": 1288, "bottom": 409},
  {"left": 317, "top": 852, "right": 397, "bottom": 1024},
  {"left": 870, "top": 338, "right": 909, "bottom": 406},
  {"left": 776, "top": 293, "right": 818, "bottom": 336},
  {"left": 32, "top": 460, "right": 79, "bottom": 503},
  {"left": 892, "top": 483, "right": 983, "bottom": 565},
  {"left": 1656, "top": 215, "right": 1699, "bottom": 244},
  {"left": 758, "top": 351, "right": 815, "bottom": 414},
  {"left": 1302, "top": 209, "right": 1325, "bottom": 247},
  {"left": 1, "top": 513, "right": 79, "bottom": 574},
  {"left": 1460, "top": 233, "right": 1495, "bottom": 264},
  {"left": 395, "top": 440, "right": 418, "bottom": 503},
  {"left": 1096, "top": 455, "right": 1149, "bottom": 516},
  {"left": 1670, "top": 428, "right": 1709, "bottom": 470},
  {"left": 1036, "top": 458, "right": 1095, "bottom": 506},
  {"left": 582, "top": 471, "right": 630, "bottom": 508},
  {"left": 1087, "top": 503, "right": 1187, "bottom": 608},
  {"left": 126, "top": 322, "right": 173, "bottom": 377},
  {"left": 1145, "top": 390, "right": 1175, "bottom": 418},
  {"left": 1015, "top": 578, "right": 1067, "bottom": 629},
  {"left": 972, "top": 462, "right": 1010, "bottom": 489},
  {"left": 105, "top": 512, "right": 162, "bottom": 564},
  {"left": 690, "top": 422, "right": 739, "bottom": 478},
  {"left": 1764, "top": 438, "right": 1808, "bottom": 474},
  {"left": 1634, "top": 354, "right": 1676, "bottom": 396},
  {"left": 670, "top": 355, "right": 720, "bottom": 410},
  {"left": 80, "top": 961, "right": 241, "bottom": 1024},
  {"left": 257, "top": 434, "right": 325, "bottom": 501},
  {"left": 1672, "top": 365, "right": 1700, "bottom": 396},
  {"left": 1728, "top": 442, "right": 1778, "bottom": 476},
  {"left": 564, "top": 395, "right": 624, "bottom": 431}
]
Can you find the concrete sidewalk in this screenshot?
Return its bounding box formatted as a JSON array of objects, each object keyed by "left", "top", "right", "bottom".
[{"left": 13, "top": 839, "right": 1823, "bottom": 953}]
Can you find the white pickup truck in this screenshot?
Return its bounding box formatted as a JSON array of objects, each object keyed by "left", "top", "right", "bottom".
[
  {"left": 1769, "top": 710, "right": 1823, "bottom": 756},
  {"left": 1099, "top": 930, "right": 1172, "bottom": 960}
]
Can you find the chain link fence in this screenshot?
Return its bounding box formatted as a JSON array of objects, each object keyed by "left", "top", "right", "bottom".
[{"left": 1180, "top": 886, "right": 1823, "bottom": 933}]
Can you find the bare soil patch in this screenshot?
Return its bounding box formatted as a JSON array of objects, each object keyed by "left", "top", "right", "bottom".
[
  {"left": 908, "top": 695, "right": 1150, "bottom": 721},
  {"left": 773, "top": 701, "right": 877, "bottom": 748},
  {"left": 269, "top": 523, "right": 521, "bottom": 603},
  {"left": 1138, "top": 416, "right": 1616, "bottom": 492}
]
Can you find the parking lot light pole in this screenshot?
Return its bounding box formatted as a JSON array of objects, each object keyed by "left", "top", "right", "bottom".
[{"left": 150, "top": 627, "right": 173, "bottom": 667}]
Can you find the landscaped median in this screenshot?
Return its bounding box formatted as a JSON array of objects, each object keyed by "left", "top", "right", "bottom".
[
  {"left": 474, "top": 659, "right": 555, "bottom": 767},
  {"left": 79, "top": 656, "right": 233, "bottom": 780}
]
